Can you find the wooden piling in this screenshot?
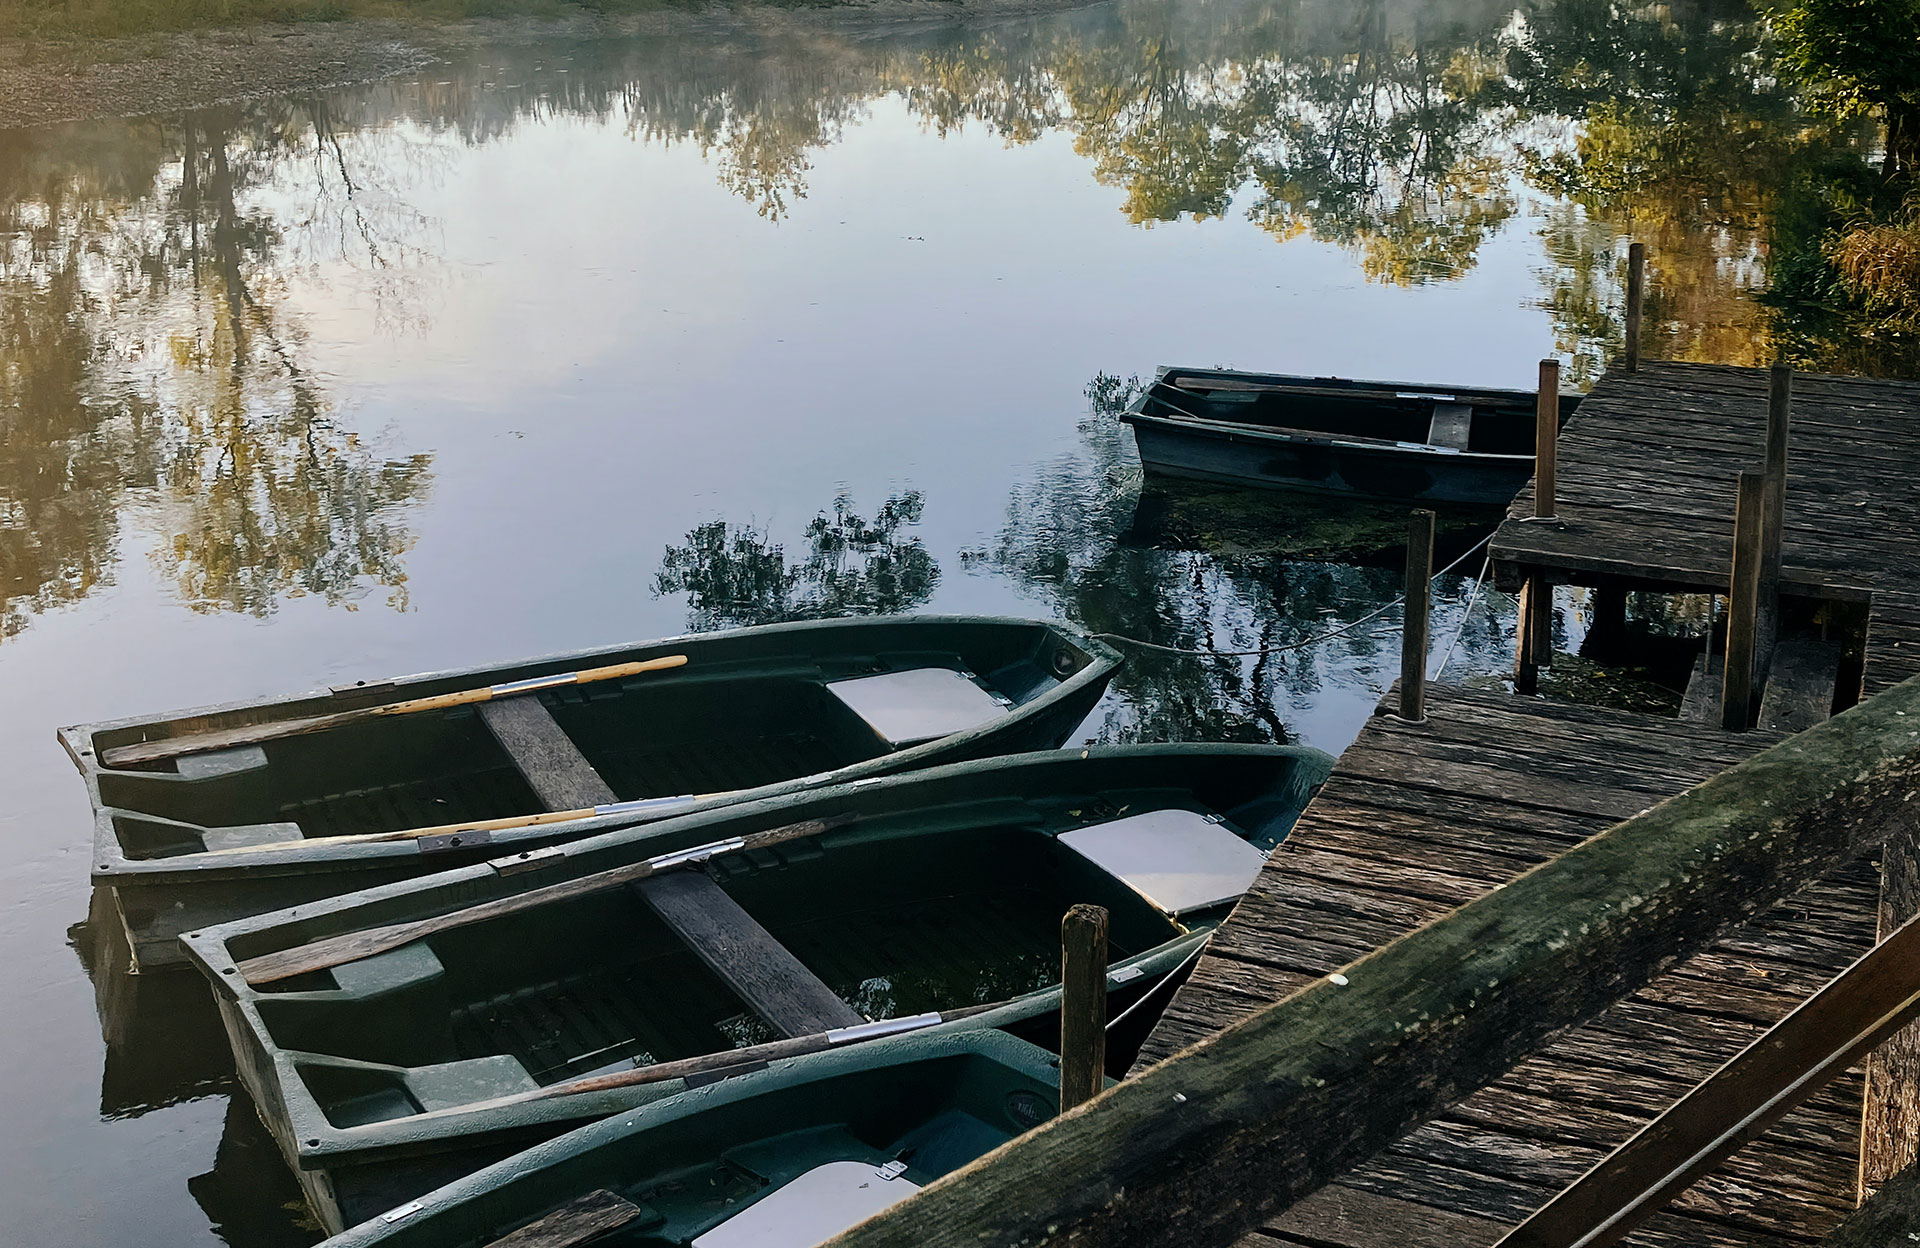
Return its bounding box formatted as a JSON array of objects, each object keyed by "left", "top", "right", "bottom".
[
  {"left": 1723, "top": 471, "right": 1767, "bottom": 731},
  {"left": 1624, "top": 242, "right": 1645, "bottom": 371},
  {"left": 1515, "top": 576, "right": 1551, "bottom": 694},
  {"left": 1401, "top": 510, "right": 1435, "bottom": 721},
  {"left": 1758, "top": 364, "right": 1792, "bottom": 678},
  {"left": 1862, "top": 833, "right": 1920, "bottom": 1202},
  {"left": 1059, "top": 904, "right": 1109, "bottom": 1114},
  {"left": 1535, "top": 359, "right": 1560, "bottom": 519}
]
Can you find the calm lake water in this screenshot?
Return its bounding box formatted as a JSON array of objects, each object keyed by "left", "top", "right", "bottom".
[{"left": 0, "top": 0, "right": 1866, "bottom": 1241}]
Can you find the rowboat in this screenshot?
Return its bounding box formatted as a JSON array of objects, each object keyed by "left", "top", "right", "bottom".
[
  {"left": 180, "top": 743, "right": 1332, "bottom": 1233},
  {"left": 317, "top": 1029, "right": 1062, "bottom": 1247},
  {"left": 62, "top": 616, "right": 1120, "bottom": 969},
  {"left": 1122, "top": 366, "right": 1582, "bottom": 505}
]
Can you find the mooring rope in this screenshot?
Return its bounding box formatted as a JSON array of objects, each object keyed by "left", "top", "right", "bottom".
[
  {"left": 1434, "top": 551, "right": 1495, "bottom": 680},
  {"left": 1089, "top": 532, "right": 1493, "bottom": 659}
]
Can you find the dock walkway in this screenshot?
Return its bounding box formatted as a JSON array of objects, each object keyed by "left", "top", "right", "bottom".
[{"left": 1133, "top": 360, "right": 1920, "bottom": 1246}]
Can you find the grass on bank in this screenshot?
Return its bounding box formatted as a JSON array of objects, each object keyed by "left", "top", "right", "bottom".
[{"left": 0, "top": 0, "right": 680, "bottom": 41}]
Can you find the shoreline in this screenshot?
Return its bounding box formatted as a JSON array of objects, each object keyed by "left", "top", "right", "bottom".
[{"left": 0, "top": 0, "right": 1093, "bottom": 130}]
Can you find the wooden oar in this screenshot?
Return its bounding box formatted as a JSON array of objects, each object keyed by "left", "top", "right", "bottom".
[
  {"left": 431, "top": 1000, "right": 1007, "bottom": 1121},
  {"left": 234, "top": 813, "right": 851, "bottom": 986},
  {"left": 101, "top": 654, "right": 690, "bottom": 768},
  {"left": 200, "top": 792, "right": 740, "bottom": 856}
]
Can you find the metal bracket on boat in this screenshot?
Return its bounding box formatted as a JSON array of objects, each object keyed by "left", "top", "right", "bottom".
[
  {"left": 489, "top": 845, "right": 566, "bottom": 876},
  {"left": 646, "top": 837, "right": 747, "bottom": 871},
  {"left": 417, "top": 829, "right": 493, "bottom": 854},
  {"left": 876, "top": 1161, "right": 910, "bottom": 1181},
  {"left": 487, "top": 671, "right": 584, "bottom": 697},
  {"left": 825, "top": 1012, "right": 944, "bottom": 1045},
  {"left": 1110, "top": 965, "right": 1146, "bottom": 985},
  {"left": 379, "top": 1201, "right": 424, "bottom": 1224}
]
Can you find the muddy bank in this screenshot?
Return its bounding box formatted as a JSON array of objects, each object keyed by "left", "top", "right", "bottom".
[{"left": 0, "top": 0, "right": 1088, "bottom": 130}]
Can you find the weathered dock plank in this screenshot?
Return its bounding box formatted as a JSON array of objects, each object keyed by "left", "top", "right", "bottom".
[{"left": 1130, "top": 684, "right": 1880, "bottom": 1247}]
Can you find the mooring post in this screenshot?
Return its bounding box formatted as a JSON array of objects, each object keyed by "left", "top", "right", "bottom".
[
  {"left": 1757, "top": 364, "right": 1792, "bottom": 682},
  {"left": 1535, "top": 359, "right": 1560, "bottom": 519},
  {"left": 1723, "top": 471, "right": 1767, "bottom": 731},
  {"left": 1059, "top": 904, "right": 1109, "bottom": 1114},
  {"left": 1514, "top": 576, "right": 1553, "bottom": 695},
  {"left": 1624, "top": 242, "right": 1646, "bottom": 372},
  {"left": 1401, "top": 509, "right": 1436, "bottom": 721}
]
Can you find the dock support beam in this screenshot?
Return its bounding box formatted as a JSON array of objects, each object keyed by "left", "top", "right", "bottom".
[
  {"left": 1624, "top": 242, "right": 1645, "bottom": 372},
  {"left": 1060, "top": 904, "right": 1109, "bottom": 1114},
  {"left": 1401, "top": 510, "right": 1435, "bottom": 722},
  {"left": 1535, "top": 360, "right": 1560, "bottom": 520},
  {"left": 1723, "top": 471, "right": 1766, "bottom": 730}
]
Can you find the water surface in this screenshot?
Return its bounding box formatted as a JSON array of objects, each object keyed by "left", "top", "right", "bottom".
[{"left": 0, "top": 1, "right": 1860, "bottom": 1241}]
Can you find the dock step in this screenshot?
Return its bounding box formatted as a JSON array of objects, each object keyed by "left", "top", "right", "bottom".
[
  {"left": 1757, "top": 637, "right": 1840, "bottom": 734},
  {"left": 1679, "top": 652, "right": 1723, "bottom": 725}
]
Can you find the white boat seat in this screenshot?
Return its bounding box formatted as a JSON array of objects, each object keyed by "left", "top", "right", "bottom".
[
  {"left": 1428, "top": 403, "right": 1473, "bottom": 451},
  {"left": 693, "top": 1160, "right": 921, "bottom": 1248},
  {"left": 827, "top": 668, "right": 1011, "bottom": 747},
  {"left": 1059, "top": 808, "right": 1265, "bottom": 915}
]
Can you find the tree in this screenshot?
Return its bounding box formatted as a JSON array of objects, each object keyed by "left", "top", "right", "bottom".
[{"left": 1773, "top": 0, "right": 1920, "bottom": 178}]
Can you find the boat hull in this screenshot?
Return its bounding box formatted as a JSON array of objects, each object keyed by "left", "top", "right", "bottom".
[
  {"left": 65, "top": 615, "right": 1120, "bottom": 968},
  {"left": 1126, "top": 412, "right": 1536, "bottom": 505},
  {"left": 315, "top": 1029, "right": 1064, "bottom": 1247},
  {"left": 181, "top": 743, "right": 1331, "bottom": 1233}
]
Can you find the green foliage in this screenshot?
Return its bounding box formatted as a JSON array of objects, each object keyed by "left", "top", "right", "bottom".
[{"left": 1772, "top": 0, "right": 1920, "bottom": 173}]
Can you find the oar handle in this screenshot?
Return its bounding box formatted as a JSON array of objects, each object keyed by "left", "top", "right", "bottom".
[
  {"left": 101, "top": 654, "right": 689, "bottom": 767},
  {"left": 373, "top": 654, "right": 690, "bottom": 717}
]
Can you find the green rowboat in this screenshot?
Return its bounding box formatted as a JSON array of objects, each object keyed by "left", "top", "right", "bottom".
[
  {"left": 180, "top": 743, "right": 1331, "bottom": 1233},
  {"left": 317, "top": 1029, "right": 1066, "bottom": 1248},
  {"left": 63, "top": 616, "right": 1120, "bottom": 968}
]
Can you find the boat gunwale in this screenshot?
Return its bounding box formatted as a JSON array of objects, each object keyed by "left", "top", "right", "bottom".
[
  {"left": 69, "top": 616, "right": 1121, "bottom": 881},
  {"left": 1119, "top": 408, "right": 1540, "bottom": 464}
]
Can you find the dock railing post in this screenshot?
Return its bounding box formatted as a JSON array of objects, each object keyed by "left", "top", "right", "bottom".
[
  {"left": 1401, "top": 509, "right": 1435, "bottom": 722},
  {"left": 1624, "top": 242, "right": 1646, "bottom": 372},
  {"left": 1723, "top": 471, "right": 1766, "bottom": 731},
  {"left": 1535, "top": 359, "right": 1560, "bottom": 519},
  {"left": 1758, "top": 364, "right": 1791, "bottom": 681},
  {"left": 1060, "top": 904, "right": 1109, "bottom": 1114}
]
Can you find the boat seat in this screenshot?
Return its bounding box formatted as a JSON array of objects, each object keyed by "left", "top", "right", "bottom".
[
  {"left": 406, "top": 1055, "right": 539, "bottom": 1112},
  {"left": 199, "top": 821, "right": 306, "bottom": 852},
  {"left": 476, "top": 693, "right": 861, "bottom": 1039},
  {"left": 1058, "top": 808, "right": 1266, "bottom": 915},
  {"left": 176, "top": 745, "right": 270, "bottom": 779},
  {"left": 826, "top": 668, "right": 1011, "bottom": 747},
  {"left": 485, "top": 1190, "right": 656, "bottom": 1248},
  {"left": 691, "top": 1160, "right": 921, "bottom": 1248},
  {"left": 633, "top": 872, "right": 863, "bottom": 1037},
  {"left": 1427, "top": 403, "right": 1473, "bottom": 451}
]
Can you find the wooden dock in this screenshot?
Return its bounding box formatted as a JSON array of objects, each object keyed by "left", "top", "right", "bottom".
[{"left": 1130, "top": 360, "right": 1920, "bottom": 1246}]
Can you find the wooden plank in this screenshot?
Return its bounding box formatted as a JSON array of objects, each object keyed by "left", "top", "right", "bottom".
[
  {"left": 485, "top": 1189, "right": 645, "bottom": 1248},
  {"left": 1264, "top": 1183, "right": 1507, "bottom": 1248},
  {"left": 633, "top": 871, "right": 863, "bottom": 1037},
  {"left": 824, "top": 675, "right": 1920, "bottom": 1248},
  {"left": 1861, "top": 821, "right": 1920, "bottom": 1200},
  {"left": 1757, "top": 637, "right": 1839, "bottom": 734},
  {"left": 1822, "top": 1159, "right": 1920, "bottom": 1245},
  {"left": 479, "top": 696, "right": 618, "bottom": 809}
]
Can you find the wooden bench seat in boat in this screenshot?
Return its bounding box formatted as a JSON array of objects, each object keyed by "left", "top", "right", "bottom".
[{"left": 479, "top": 695, "right": 860, "bottom": 1038}]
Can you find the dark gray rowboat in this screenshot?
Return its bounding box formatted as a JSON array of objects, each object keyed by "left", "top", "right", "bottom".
[
  {"left": 314, "top": 1029, "right": 1065, "bottom": 1248},
  {"left": 62, "top": 616, "right": 1120, "bottom": 969},
  {"left": 1122, "top": 366, "right": 1583, "bottom": 505},
  {"left": 180, "top": 743, "right": 1332, "bottom": 1234}
]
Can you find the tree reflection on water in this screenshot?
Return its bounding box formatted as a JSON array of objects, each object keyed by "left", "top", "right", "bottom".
[
  {"left": 654, "top": 490, "right": 941, "bottom": 630},
  {"left": 0, "top": 107, "right": 433, "bottom": 642}
]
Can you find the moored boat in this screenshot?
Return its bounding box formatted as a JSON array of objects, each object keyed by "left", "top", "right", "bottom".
[
  {"left": 1122, "top": 366, "right": 1582, "bottom": 505},
  {"left": 180, "top": 743, "right": 1332, "bottom": 1233},
  {"left": 316, "top": 1029, "right": 1063, "bottom": 1247},
  {"left": 62, "top": 616, "right": 1120, "bottom": 969}
]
